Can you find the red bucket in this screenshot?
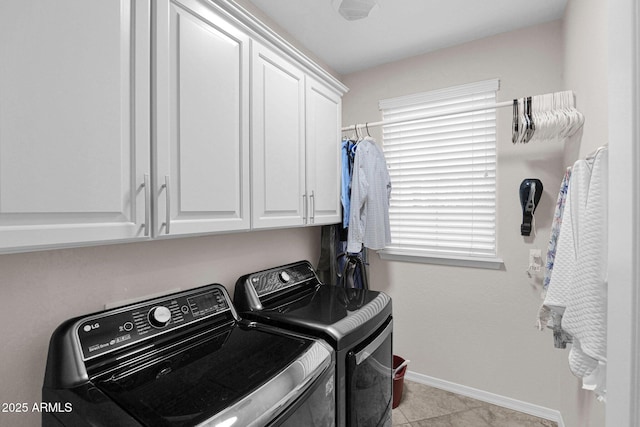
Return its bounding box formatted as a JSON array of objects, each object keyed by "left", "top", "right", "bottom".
[{"left": 392, "top": 355, "right": 408, "bottom": 409}]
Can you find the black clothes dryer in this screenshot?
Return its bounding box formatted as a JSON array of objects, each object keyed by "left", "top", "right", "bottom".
[
  {"left": 42, "top": 284, "right": 335, "bottom": 427},
  {"left": 234, "top": 260, "right": 393, "bottom": 427}
]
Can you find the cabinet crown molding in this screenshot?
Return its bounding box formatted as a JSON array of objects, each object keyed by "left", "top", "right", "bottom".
[{"left": 207, "top": 0, "right": 348, "bottom": 95}]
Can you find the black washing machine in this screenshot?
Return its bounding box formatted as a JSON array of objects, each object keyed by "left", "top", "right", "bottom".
[
  {"left": 234, "top": 260, "right": 393, "bottom": 427},
  {"left": 42, "top": 283, "right": 335, "bottom": 427}
]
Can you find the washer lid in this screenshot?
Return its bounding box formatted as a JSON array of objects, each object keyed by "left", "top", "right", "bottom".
[
  {"left": 245, "top": 284, "right": 392, "bottom": 350},
  {"left": 96, "top": 324, "right": 331, "bottom": 426},
  {"left": 234, "top": 261, "right": 393, "bottom": 350}
]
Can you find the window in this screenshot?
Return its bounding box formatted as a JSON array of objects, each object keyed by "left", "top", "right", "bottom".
[{"left": 378, "top": 79, "right": 502, "bottom": 269}]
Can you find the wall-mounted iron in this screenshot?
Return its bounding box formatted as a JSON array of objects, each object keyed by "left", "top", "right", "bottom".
[{"left": 519, "top": 179, "right": 543, "bottom": 236}]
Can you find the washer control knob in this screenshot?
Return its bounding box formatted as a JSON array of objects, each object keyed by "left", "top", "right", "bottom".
[
  {"left": 148, "top": 306, "right": 172, "bottom": 328},
  {"left": 279, "top": 271, "right": 290, "bottom": 283}
]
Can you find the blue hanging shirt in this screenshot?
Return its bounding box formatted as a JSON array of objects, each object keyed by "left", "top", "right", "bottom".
[{"left": 341, "top": 138, "right": 352, "bottom": 228}]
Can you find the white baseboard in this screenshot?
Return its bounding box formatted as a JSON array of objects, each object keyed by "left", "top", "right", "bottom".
[{"left": 404, "top": 371, "right": 565, "bottom": 427}]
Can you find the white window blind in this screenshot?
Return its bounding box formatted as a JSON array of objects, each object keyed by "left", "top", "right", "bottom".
[{"left": 379, "top": 79, "right": 499, "bottom": 264}]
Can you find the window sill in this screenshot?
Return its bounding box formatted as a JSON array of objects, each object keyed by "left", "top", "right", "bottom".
[{"left": 377, "top": 249, "right": 504, "bottom": 270}]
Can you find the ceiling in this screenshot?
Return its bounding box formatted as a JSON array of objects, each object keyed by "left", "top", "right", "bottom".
[{"left": 245, "top": 0, "right": 568, "bottom": 75}]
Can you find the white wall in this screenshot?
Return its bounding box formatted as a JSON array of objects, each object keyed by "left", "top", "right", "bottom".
[
  {"left": 342, "top": 15, "right": 606, "bottom": 427},
  {"left": 0, "top": 228, "right": 321, "bottom": 427}
]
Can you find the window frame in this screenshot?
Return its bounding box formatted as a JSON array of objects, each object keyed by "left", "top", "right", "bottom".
[{"left": 377, "top": 79, "right": 504, "bottom": 269}]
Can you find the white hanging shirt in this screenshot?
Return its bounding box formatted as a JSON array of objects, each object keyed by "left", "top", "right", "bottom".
[{"left": 347, "top": 137, "right": 392, "bottom": 252}]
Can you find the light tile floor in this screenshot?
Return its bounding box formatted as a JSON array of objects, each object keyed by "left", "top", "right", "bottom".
[{"left": 392, "top": 380, "right": 558, "bottom": 427}]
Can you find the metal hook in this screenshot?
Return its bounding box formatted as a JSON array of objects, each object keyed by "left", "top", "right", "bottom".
[
  {"left": 366, "top": 122, "right": 371, "bottom": 137},
  {"left": 512, "top": 99, "right": 519, "bottom": 144}
]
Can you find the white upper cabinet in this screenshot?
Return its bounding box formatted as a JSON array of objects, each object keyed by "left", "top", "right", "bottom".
[
  {"left": 154, "top": 0, "right": 251, "bottom": 237},
  {"left": 0, "top": 0, "right": 151, "bottom": 253},
  {"left": 0, "top": 0, "right": 346, "bottom": 253},
  {"left": 251, "top": 42, "right": 343, "bottom": 229},
  {"left": 305, "top": 77, "right": 343, "bottom": 226},
  {"left": 251, "top": 42, "right": 307, "bottom": 228}
]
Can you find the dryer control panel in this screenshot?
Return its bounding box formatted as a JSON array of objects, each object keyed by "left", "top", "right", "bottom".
[
  {"left": 75, "top": 285, "right": 232, "bottom": 360},
  {"left": 248, "top": 261, "right": 318, "bottom": 298}
]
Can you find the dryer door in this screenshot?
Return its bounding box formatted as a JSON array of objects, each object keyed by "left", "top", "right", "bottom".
[{"left": 346, "top": 319, "right": 393, "bottom": 427}]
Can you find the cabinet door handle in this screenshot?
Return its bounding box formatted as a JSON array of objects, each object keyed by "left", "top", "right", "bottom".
[
  {"left": 310, "top": 191, "right": 315, "bottom": 224},
  {"left": 162, "top": 175, "right": 171, "bottom": 234},
  {"left": 143, "top": 174, "right": 150, "bottom": 237},
  {"left": 302, "top": 193, "right": 308, "bottom": 224}
]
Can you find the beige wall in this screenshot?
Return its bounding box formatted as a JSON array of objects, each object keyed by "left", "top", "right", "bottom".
[
  {"left": 563, "top": 0, "right": 609, "bottom": 162},
  {"left": 342, "top": 10, "right": 606, "bottom": 427},
  {"left": 560, "top": 0, "right": 608, "bottom": 425}
]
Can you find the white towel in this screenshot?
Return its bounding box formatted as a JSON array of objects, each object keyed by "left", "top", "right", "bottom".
[
  {"left": 541, "top": 147, "right": 608, "bottom": 398},
  {"left": 563, "top": 147, "right": 608, "bottom": 378},
  {"left": 542, "top": 161, "right": 586, "bottom": 312}
]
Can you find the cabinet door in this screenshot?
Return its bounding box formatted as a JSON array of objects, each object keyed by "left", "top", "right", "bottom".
[
  {"left": 154, "top": 0, "right": 250, "bottom": 237},
  {"left": 251, "top": 42, "right": 306, "bottom": 229},
  {"left": 306, "top": 78, "right": 342, "bottom": 225},
  {"left": 0, "top": 0, "right": 151, "bottom": 253}
]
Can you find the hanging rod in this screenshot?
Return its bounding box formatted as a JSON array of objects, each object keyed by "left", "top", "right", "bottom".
[{"left": 341, "top": 100, "right": 513, "bottom": 132}]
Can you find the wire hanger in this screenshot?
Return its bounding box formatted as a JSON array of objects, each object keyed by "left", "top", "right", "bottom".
[
  {"left": 586, "top": 144, "right": 608, "bottom": 161},
  {"left": 350, "top": 123, "right": 359, "bottom": 142},
  {"left": 356, "top": 124, "right": 365, "bottom": 143},
  {"left": 525, "top": 97, "right": 535, "bottom": 143}
]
